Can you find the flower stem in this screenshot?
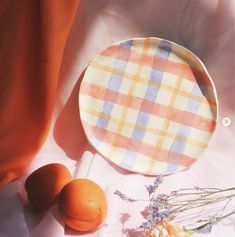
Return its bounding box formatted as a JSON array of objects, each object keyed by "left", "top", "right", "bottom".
[{"left": 191, "top": 210, "right": 235, "bottom": 232}]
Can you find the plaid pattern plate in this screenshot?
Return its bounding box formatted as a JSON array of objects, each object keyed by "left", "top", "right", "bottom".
[{"left": 79, "top": 38, "right": 218, "bottom": 175}]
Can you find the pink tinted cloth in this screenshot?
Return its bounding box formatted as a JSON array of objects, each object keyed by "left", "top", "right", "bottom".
[{"left": 1, "top": 0, "right": 234, "bottom": 236}]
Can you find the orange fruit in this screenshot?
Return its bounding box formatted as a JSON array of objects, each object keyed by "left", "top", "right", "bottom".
[
  {"left": 58, "top": 179, "right": 108, "bottom": 232},
  {"left": 25, "top": 163, "right": 72, "bottom": 210}
]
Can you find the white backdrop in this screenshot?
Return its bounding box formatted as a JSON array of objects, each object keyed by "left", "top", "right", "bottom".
[{"left": 0, "top": 0, "right": 234, "bottom": 236}]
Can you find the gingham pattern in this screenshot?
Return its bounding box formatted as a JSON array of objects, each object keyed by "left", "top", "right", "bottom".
[{"left": 79, "top": 38, "right": 217, "bottom": 175}]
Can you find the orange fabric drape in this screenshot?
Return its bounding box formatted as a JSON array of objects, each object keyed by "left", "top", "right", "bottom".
[{"left": 0, "top": 0, "right": 79, "bottom": 188}]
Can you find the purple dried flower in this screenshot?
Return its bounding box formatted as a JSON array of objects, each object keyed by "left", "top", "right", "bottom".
[
  {"left": 154, "top": 175, "right": 164, "bottom": 186},
  {"left": 114, "top": 190, "right": 137, "bottom": 202},
  {"left": 150, "top": 194, "right": 169, "bottom": 212},
  {"left": 197, "top": 216, "right": 217, "bottom": 233},
  {"left": 148, "top": 203, "right": 159, "bottom": 211},
  {"left": 146, "top": 185, "right": 156, "bottom": 195},
  {"left": 210, "top": 216, "right": 217, "bottom": 225},
  {"left": 145, "top": 175, "right": 164, "bottom": 196},
  {"left": 139, "top": 221, "right": 152, "bottom": 230},
  {"left": 152, "top": 216, "right": 162, "bottom": 224},
  {"left": 198, "top": 223, "right": 213, "bottom": 233},
  {"left": 170, "top": 190, "right": 178, "bottom": 195},
  {"left": 145, "top": 201, "right": 170, "bottom": 227},
  {"left": 148, "top": 212, "right": 161, "bottom": 225},
  {"left": 194, "top": 186, "right": 200, "bottom": 190},
  {"left": 114, "top": 174, "right": 235, "bottom": 234},
  {"left": 158, "top": 208, "right": 170, "bottom": 219},
  {"left": 156, "top": 193, "right": 169, "bottom": 202}
]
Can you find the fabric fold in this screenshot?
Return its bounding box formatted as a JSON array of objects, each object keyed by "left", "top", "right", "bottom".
[{"left": 0, "top": 0, "right": 79, "bottom": 188}]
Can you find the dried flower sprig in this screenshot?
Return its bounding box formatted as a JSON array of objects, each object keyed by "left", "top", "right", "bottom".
[
  {"left": 114, "top": 176, "right": 235, "bottom": 236},
  {"left": 114, "top": 190, "right": 137, "bottom": 203}
]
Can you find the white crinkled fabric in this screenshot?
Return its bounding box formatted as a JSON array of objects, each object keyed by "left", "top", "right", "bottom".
[{"left": 1, "top": 1, "right": 234, "bottom": 236}]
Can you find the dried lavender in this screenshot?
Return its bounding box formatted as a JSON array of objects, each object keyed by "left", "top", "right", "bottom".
[
  {"left": 114, "top": 190, "right": 137, "bottom": 203},
  {"left": 114, "top": 175, "right": 235, "bottom": 235},
  {"left": 146, "top": 175, "right": 164, "bottom": 196}
]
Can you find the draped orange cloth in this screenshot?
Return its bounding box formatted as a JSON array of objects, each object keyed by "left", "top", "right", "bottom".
[{"left": 0, "top": 0, "right": 79, "bottom": 188}]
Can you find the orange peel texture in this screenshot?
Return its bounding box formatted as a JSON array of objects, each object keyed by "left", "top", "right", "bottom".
[
  {"left": 58, "top": 179, "right": 108, "bottom": 232},
  {"left": 25, "top": 163, "right": 72, "bottom": 210}
]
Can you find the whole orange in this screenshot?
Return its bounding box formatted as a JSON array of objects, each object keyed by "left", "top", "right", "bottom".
[
  {"left": 58, "top": 179, "right": 108, "bottom": 232},
  {"left": 25, "top": 163, "right": 72, "bottom": 210}
]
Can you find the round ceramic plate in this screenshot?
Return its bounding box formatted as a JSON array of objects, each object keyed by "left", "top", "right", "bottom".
[{"left": 79, "top": 38, "right": 218, "bottom": 175}]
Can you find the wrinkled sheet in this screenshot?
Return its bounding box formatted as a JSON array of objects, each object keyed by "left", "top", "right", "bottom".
[{"left": 1, "top": 0, "right": 235, "bottom": 236}]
